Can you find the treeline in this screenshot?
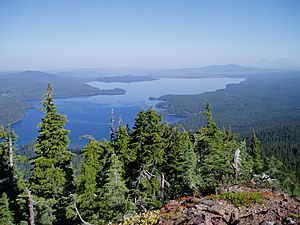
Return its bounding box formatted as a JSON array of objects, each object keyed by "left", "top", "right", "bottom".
[
  {"left": 0, "top": 98, "right": 32, "bottom": 126},
  {"left": 0, "top": 84, "right": 299, "bottom": 224},
  {"left": 242, "top": 122, "right": 300, "bottom": 180},
  {"left": 157, "top": 72, "right": 300, "bottom": 183},
  {"left": 158, "top": 72, "right": 300, "bottom": 132}
]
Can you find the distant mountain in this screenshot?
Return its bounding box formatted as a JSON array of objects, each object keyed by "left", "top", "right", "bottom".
[
  {"left": 0, "top": 70, "right": 59, "bottom": 80},
  {"left": 56, "top": 70, "right": 108, "bottom": 78},
  {"left": 54, "top": 64, "right": 270, "bottom": 79},
  {"left": 2, "top": 64, "right": 278, "bottom": 80},
  {"left": 56, "top": 67, "right": 154, "bottom": 78},
  {"left": 149, "top": 64, "right": 269, "bottom": 78},
  {"left": 250, "top": 58, "right": 300, "bottom": 70}
]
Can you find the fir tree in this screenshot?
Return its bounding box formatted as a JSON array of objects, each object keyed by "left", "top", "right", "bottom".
[
  {"left": 0, "top": 127, "right": 17, "bottom": 198},
  {"left": 129, "top": 109, "right": 147, "bottom": 169},
  {"left": 0, "top": 193, "right": 13, "bottom": 225},
  {"left": 114, "top": 119, "right": 135, "bottom": 171},
  {"left": 0, "top": 127, "right": 27, "bottom": 224},
  {"left": 99, "top": 153, "right": 135, "bottom": 223},
  {"left": 195, "top": 103, "right": 235, "bottom": 191},
  {"left": 76, "top": 139, "right": 121, "bottom": 224},
  {"left": 164, "top": 128, "right": 200, "bottom": 199},
  {"left": 75, "top": 136, "right": 105, "bottom": 223},
  {"left": 250, "top": 130, "right": 264, "bottom": 174},
  {"left": 30, "top": 84, "right": 74, "bottom": 224},
  {"left": 33, "top": 196, "right": 56, "bottom": 225},
  {"left": 129, "top": 108, "right": 166, "bottom": 209}
]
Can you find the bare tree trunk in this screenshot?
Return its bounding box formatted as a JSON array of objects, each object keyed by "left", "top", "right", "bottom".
[
  {"left": 8, "top": 135, "right": 13, "bottom": 168},
  {"left": 160, "top": 173, "right": 165, "bottom": 201},
  {"left": 27, "top": 189, "right": 35, "bottom": 225},
  {"left": 110, "top": 108, "right": 115, "bottom": 140},
  {"left": 233, "top": 149, "right": 241, "bottom": 179},
  {"left": 70, "top": 194, "right": 92, "bottom": 225}
]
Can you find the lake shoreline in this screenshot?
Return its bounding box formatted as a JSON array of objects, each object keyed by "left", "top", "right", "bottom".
[
  {"left": 13, "top": 77, "right": 245, "bottom": 146},
  {"left": 9, "top": 89, "right": 128, "bottom": 127}
]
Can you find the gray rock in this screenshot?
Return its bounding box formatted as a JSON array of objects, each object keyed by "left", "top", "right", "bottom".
[
  {"left": 228, "top": 212, "right": 239, "bottom": 225},
  {"left": 259, "top": 221, "right": 275, "bottom": 225},
  {"left": 187, "top": 214, "right": 205, "bottom": 225},
  {"left": 200, "top": 199, "right": 215, "bottom": 207},
  {"left": 283, "top": 217, "right": 295, "bottom": 225}
]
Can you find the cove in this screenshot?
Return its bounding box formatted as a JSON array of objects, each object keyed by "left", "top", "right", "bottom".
[{"left": 12, "top": 77, "right": 244, "bottom": 147}]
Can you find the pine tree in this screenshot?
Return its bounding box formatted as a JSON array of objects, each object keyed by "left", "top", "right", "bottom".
[
  {"left": 0, "top": 193, "right": 13, "bottom": 225},
  {"left": 114, "top": 119, "right": 135, "bottom": 171},
  {"left": 194, "top": 103, "right": 221, "bottom": 161},
  {"left": 250, "top": 130, "right": 264, "bottom": 174},
  {"left": 0, "top": 127, "right": 27, "bottom": 224},
  {"left": 129, "top": 108, "right": 166, "bottom": 209},
  {"left": 30, "top": 84, "right": 74, "bottom": 223},
  {"left": 76, "top": 138, "right": 124, "bottom": 224},
  {"left": 128, "top": 109, "right": 147, "bottom": 184},
  {"left": 129, "top": 109, "right": 147, "bottom": 170},
  {"left": 75, "top": 136, "right": 105, "bottom": 223},
  {"left": 195, "top": 103, "right": 235, "bottom": 191},
  {"left": 33, "top": 196, "right": 56, "bottom": 225},
  {"left": 0, "top": 127, "right": 17, "bottom": 198},
  {"left": 164, "top": 128, "right": 200, "bottom": 199},
  {"left": 99, "top": 153, "right": 135, "bottom": 223}
]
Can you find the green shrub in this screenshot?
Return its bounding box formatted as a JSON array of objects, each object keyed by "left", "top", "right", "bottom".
[
  {"left": 219, "top": 191, "right": 264, "bottom": 207},
  {"left": 289, "top": 213, "right": 300, "bottom": 219}
]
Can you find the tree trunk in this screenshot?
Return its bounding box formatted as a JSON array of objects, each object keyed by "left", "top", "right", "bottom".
[
  {"left": 70, "top": 194, "right": 92, "bottom": 225},
  {"left": 27, "top": 189, "right": 35, "bottom": 225},
  {"left": 8, "top": 135, "right": 13, "bottom": 168},
  {"left": 160, "top": 173, "right": 165, "bottom": 201}
]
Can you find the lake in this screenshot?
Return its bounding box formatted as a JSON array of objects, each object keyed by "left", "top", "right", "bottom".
[{"left": 12, "top": 77, "right": 244, "bottom": 147}]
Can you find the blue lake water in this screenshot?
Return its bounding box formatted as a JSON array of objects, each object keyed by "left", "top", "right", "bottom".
[{"left": 12, "top": 77, "right": 244, "bottom": 147}]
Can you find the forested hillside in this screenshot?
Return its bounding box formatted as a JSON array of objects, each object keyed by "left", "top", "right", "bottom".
[
  {"left": 0, "top": 71, "right": 126, "bottom": 126},
  {"left": 157, "top": 71, "right": 300, "bottom": 181},
  {"left": 0, "top": 84, "right": 299, "bottom": 224},
  {"left": 251, "top": 123, "right": 300, "bottom": 181}
]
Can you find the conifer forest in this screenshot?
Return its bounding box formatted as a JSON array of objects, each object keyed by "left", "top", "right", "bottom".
[{"left": 1, "top": 84, "right": 299, "bottom": 225}]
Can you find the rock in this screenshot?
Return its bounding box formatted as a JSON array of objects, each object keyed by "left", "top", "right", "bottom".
[
  {"left": 187, "top": 208, "right": 197, "bottom": 218},
  {"left": 283, "top": 217, "right": 295, "bottom": 224},
  {"left": 259, "top": 221, "right": 275, "bottom": 225},
  {"left": 205, "top": 205, "right": 225, "bottom": 216},
  {"left": 228, "top": 212, "right": 240, "bottom": 225},
  {"left": 187, "top": 214, "right": 205, "bottom": 224},
  {"left": 190, "top": 197, "right": 202, "bottom": 204},
  {"left": 156, "top": 188, "right": 300, "bottom": 225},
  {"left": 174, "top": 215, "right": 187, "bottom": 225},
  {"left": 200, "top": 199, "right": 215, "bottom": 207}
]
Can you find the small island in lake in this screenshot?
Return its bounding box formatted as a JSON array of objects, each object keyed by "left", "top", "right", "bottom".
[{"left": 149, "top": 96, "right": 158, "bottom": 101}]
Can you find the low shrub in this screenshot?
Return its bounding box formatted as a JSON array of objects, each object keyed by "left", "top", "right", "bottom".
[{"left": 219, "top": 191, "right": 264, "bottom": 207}]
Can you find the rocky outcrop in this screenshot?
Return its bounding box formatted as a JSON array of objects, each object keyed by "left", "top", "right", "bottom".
[{"left": 158, "top": 187, "right": 300, "bottom": 225}]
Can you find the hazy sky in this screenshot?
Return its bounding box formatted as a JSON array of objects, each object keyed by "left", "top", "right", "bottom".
[{"left": 0, "top": 0, "right": 299, "bottom": 70}]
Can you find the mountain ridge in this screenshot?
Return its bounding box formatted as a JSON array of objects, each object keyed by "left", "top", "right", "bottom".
[{"left": 0, "top": 64, "right": 284, "bottom": 79}]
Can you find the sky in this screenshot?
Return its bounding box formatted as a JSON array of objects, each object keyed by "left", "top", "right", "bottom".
[{"left": 0, "top": 0, "right": 299, "bottom": 70}]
